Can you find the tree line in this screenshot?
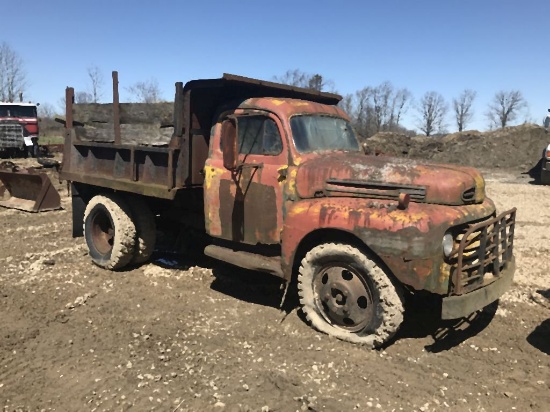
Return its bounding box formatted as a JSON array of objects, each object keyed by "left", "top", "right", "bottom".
[
  {"left": 1, "top": 43, "right": 530, "bottom": 135},
  {"left": 274, "top": 69, "right": 529, "bottom": 138}
]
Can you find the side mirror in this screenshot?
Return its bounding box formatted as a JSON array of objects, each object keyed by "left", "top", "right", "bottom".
[{"left": 222, "top": 118, "right": 238, "bottom": 170}]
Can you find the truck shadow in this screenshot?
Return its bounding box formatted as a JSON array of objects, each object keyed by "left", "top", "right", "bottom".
[
  {"left": 152, "top": 246, "right": 499, "bottom": 350},
  {"left": 153, "top": 250, "right": 290, "bottom": 310},
  {"left": 391, "top": 293, "right": 498, "bottom": 353},
  {"left": 209, "top": 264, "right": 289, "bottom": 309},
  {"left": 526, "top": 288, "right": 550, "bottom": 355},
  {"left": 526, "top": 318, "right": 550, "bottom": 356},
  {"left": 525, "top": 158, "right": 546, "bottom": 185}
]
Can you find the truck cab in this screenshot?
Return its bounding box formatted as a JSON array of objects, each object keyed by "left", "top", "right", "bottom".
[
  {"left": 0, "top": 102, "right": 39, "bottom": 157},
  {"left": 202, "top": 95, "right": 515, "bottom": 345}
]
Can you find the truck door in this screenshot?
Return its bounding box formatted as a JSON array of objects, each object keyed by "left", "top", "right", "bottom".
[{"left": 204, "top": 112, "right": 286, "bottom": 244}]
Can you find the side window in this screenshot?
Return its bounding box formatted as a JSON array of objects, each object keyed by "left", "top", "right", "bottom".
[{"left": 238, "top": 116, "right": 282, "bottom": 156}]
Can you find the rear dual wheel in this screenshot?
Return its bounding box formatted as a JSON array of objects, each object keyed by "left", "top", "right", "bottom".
[
  {"left": 83, "top": 193, "right": 156, "bottom": 270},
  {"left": 129, "top": 196, "right": 156, "bottom": 264}
]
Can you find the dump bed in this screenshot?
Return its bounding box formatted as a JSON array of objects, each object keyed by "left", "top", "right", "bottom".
[{"left": 60, "top": 72, "right": 341, "bottom": 199}]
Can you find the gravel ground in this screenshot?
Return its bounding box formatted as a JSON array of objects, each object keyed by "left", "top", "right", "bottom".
[{"left": 0, "top": 160, "right": 548, "bottom": 412}]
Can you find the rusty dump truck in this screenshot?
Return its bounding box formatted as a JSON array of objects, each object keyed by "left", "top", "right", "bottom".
[{"left": 60, "top": 72, "right": 516, "bottom": 347}]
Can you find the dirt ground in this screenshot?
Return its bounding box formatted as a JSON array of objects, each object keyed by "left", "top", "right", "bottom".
[{"left": 0, "top": 158, "right": 549, "bottom": 412}]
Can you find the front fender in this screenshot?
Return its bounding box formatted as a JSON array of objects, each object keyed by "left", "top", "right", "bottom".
[{"left": 281, "top": 197, "right": 496, "bottom": 293}]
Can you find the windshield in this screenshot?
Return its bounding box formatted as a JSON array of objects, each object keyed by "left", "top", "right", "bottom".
[
  {"left": 290, "top": 115, "right": 359, "bottom": 153},
  {"left": 0, "top": 105, "right": 37, "bottom": 118}
]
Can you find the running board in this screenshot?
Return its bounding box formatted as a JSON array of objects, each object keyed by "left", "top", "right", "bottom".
[{"left": 204, "top": 245, "right": 284, "bottom": 278}]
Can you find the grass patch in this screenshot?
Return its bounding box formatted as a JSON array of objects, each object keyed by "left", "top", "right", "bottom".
[{"left": 39, "top": 136, "right": 64, "bottom": 145}]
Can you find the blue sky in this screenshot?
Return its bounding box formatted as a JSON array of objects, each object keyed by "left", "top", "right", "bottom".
[{"left": 2, "top": 0, "right": 547, "bottom": 132}]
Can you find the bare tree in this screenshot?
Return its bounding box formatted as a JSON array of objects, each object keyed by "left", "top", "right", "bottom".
[
  {"left": 57, "top": 92, "right": 91, "bottom": 113},
  {"left": 75, "top": 91, "right": 93, "bottom": 104},
  {"left": 347, "top": 82, "right": 412, "bottom": 138},
  {"left": 37, "top": 103, "right": 56, "bottom": 119},
  {"left": 87, "top": 65, "right": 104, "bottom": 103},
  {"left": 416, "top": 91, "right": 448, "bottom": 136},
  {"left": 453, "top": 89, "right": 477, "bottom": 132},
  {"left": 353, "top": 87, "right": 374, "bottom": 138},
  {"left": 486, "top": 90, "right": 526, "bottom": 128},
  {"left": 308, "top": 74, "right": 323, "bottom": 91},
  {"left": 273, "top": 69, "right": 334, "bottom": 92},
  {"left": 126, "top": 78, "right": 163, "bottom": 103},
  {"left": 273, "top": 69, "right": 307, "bottom": 87},
  {"left": 338, "top": 93, "right": 355, "bottom": 117},
  {"left": 389, "top": 88, "right": 412, "bottom": 129},
  {"left": 0, "top": 42, "right": 27, "bottom": 102},
  {"left": 371, "top": 82, "right": 393, "bottom": 133}
]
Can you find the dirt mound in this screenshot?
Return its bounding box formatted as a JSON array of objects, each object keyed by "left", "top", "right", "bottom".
[{"left": 364, "top": 124, "right": 548, "bottom": 172}]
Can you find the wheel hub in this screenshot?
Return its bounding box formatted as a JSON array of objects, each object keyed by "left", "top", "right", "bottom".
[
  {"left": 91, "top": 210, "right": 114, "bottom": 255},
  {"left": 314, "top": 266, "right": 374, "bottom": 332}
]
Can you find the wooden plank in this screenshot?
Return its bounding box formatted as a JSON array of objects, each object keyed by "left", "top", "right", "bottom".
[
  {"left": 73, "top": 102, "right": 173, "bottom": 125},
  {"left": 74, "top": 123, "right": 173, "bottom": 146}
]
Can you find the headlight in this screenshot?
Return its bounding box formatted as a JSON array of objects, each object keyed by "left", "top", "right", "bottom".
[{"left": 442, "top": 233, "right": 454, "bottom": 257}]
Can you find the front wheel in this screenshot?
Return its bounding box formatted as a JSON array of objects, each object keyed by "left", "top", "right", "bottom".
[
  {"left": 298, "top": 243, "right": 404, "bottom": 347},
  {"left": 83, "top": 194, "right": 136, "bottom": 270}
]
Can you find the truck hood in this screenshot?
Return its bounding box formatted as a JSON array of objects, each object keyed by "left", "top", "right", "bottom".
[{"left": 294, "top": 153, "right": 485, "bottom": 206}]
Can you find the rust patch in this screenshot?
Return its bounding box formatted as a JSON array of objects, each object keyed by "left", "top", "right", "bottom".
[
  {"left": 219, "top": 178, "right": 278, "bottom": 244},
  {"left": 281, "top": 197, "right": 497, "bottom": 291},
  {"left": 294, "top": 153, "right": 486, "bottom": 206}
]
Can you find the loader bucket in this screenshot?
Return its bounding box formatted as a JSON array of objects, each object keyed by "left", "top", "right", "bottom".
[{"left": 0, "top": 169, "right": 61, "bottom": 212}]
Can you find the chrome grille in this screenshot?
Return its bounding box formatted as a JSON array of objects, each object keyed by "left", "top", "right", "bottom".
[
  {"left": 0, "top": 122, "right": 24, "bottom": 148},
  {"left": 448, "top": 208, "right": 516, "bottom": 295}
]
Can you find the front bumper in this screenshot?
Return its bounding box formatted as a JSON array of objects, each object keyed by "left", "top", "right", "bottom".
[{"left": 441, "top": 256, "right": 515, "bottom": 319}]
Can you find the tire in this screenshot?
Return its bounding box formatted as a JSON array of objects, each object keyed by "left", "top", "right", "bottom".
[
  {"left": 83, "top": 194, "right": 136, "bottom": 270},
  {"left": 28, "top": 142, "right": 38, "bottom": 158},
  {"left": 127, "top": 196, "right": 156, "bottom": 264},
  {"left": 298, "top": 243, "right": 404, "bottom": 347}
]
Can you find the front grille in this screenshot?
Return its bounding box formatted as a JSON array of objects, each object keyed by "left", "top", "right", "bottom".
[
  {"left": 448, "top": 208, "right": 516, "bottom": 295},
  {"left": 0, "top": 122, "right": 24, "bottom": 148}
]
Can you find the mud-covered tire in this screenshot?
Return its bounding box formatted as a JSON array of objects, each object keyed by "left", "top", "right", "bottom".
[
  {"left": 83, "top": 194, "right": 136, "bottom": 270},
  {"left": 298, "top": 243, "right": 404, "bottom": 347},
  {"left": 128, "top": 197, "right": 156, "bottom": 265}
]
